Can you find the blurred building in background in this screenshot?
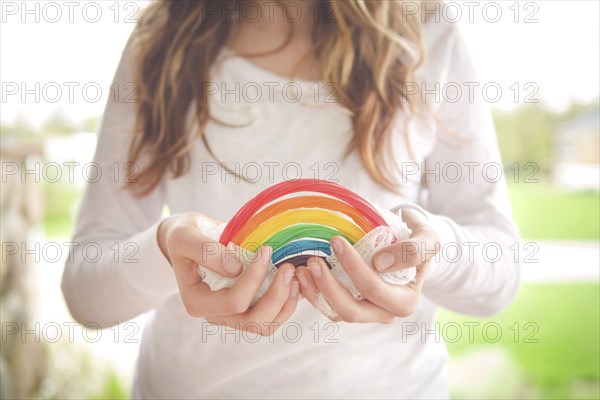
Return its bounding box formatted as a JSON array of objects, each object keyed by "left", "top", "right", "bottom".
[{"left": 554, "top": 109, "right": 600, "bottom": 191}]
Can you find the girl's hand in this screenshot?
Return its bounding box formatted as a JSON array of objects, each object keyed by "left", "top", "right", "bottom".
[
  {"left": 296, "top": 209, "right": 440, "bottom": 323},
  {"left": 158, "top": 212, "right": 299, "bottom": 336}
]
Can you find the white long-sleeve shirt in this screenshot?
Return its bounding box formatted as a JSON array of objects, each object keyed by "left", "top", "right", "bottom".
[{"left": 62, "top": 17, "right": 521, "bottom": 399}]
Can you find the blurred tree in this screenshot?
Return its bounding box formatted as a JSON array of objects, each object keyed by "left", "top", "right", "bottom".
[
  {"left": 493, "top": 99, "right": 600, "bottom": 181},
  {"left": 560, "top": 99, "right": 600, "bottom": 120},
  {"left": 79, "top": 116, "right": 99, "bottom": 133},
  {"left": 494, "top": 104, "right": 556, "bottom": 177},
  {"left": 40, "top": 113, "right": 76, "bottom": 137},
  {"left": 0, "top": 116, "right": 38, "bottom": 139}
]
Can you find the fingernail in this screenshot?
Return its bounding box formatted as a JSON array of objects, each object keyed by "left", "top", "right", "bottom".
[
  {"left": 331, "top": 238, "right": 345, "bottom": 256},
  {"left": 375, "top": 252, "right": 395, "bottom": 271},
  {"left": 297, "top": 273, "right": 309, "bottom": 288},
  {"left": 283, "top": 270, "right": 294, "bottom": 286},
  {"left": 309, "top": 261, "right": 322, "bottom": 279},
  {"left": 290, "top": 281, "right": 299, "bottom": 298}
]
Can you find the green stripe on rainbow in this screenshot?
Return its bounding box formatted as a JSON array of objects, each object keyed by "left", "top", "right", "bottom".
[{"left": 262, "top": 224, "right": 355, "bottom": 252}]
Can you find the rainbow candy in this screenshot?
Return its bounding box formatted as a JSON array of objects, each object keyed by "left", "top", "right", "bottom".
[{"left": 219, "top": 179, "right": 390, "bottom": 266}]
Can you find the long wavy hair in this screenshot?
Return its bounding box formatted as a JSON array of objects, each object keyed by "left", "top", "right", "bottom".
[{"left": 127, "top": 0, "right": 430, "bottom": 195}]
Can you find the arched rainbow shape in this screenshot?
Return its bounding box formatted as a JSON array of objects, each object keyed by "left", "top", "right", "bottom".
[{"left": 220, "top": 179, "right": 389, "bottom": 266}]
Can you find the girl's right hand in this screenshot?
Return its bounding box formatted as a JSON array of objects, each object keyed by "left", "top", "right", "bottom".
[{"left": 158, "top": 212, "right": 299, "bottom": 336}]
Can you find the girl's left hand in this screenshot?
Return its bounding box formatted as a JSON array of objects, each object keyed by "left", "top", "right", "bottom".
[{"left": 296, "top": 209, "right": 441, "bottom": 323}]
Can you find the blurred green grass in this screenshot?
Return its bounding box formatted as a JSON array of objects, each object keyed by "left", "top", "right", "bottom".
[
  {"left": 439, "top": 283, "right": 600, "bottom": 399},
  {"left": 508, "top": 183, "right": 600, "bottom": 240}
]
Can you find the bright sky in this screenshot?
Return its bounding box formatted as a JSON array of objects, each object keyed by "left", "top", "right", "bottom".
[{"left": 1, "top": 0, "right": 598, "bottom": 128}]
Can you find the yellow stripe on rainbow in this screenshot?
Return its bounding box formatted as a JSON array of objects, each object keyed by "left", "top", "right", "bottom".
[{"left": 240, "top": 208, "right": 366, "bottom": 250}]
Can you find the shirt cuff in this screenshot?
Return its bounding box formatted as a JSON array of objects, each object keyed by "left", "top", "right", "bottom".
[
  {"left": 391, "top": 203, "right": 458, "bottom": 283},
  {"left": 121, "top": 220, "right": 179, "bottom": 299}
]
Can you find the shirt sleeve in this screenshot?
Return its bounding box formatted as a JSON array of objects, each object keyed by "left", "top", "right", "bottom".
[
  {"left": 61, "top": 43, "right": 179, "bottom": 328},
  {"left": 405, "top": 21, "right": 522, "bottom": 316}
]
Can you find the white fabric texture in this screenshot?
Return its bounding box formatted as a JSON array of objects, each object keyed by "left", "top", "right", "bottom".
[
  {"left": 197, "top": 208, "right": 415, "bottom": 311},
  {"left": 62, "top": 15, "right": 521, "bottom": 400}
]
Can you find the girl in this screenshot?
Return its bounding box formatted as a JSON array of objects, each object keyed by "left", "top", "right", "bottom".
[{"left": 62, "top": 1, "right": 521, "bottom": 398}]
